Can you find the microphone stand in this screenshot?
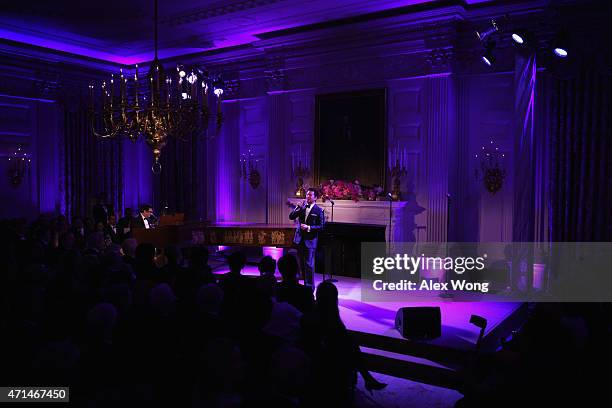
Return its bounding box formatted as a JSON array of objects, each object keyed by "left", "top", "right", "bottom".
[
  {"left": 388, "top": 193, "right": 393, "bottom": 250},
  {"left": 327, "top": 199, "right": 337, "bottom": 282},
  {"left": 440, "top": 194, "right": 453, "bottom": 298}
]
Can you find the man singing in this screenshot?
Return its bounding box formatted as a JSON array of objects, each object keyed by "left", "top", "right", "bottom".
[{"left": 289, "top": 188, "right": 325, "bottom": 291}]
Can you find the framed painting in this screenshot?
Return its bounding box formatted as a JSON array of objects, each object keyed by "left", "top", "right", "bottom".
[{"left": 314, "top": 89, "right": 386, "bottom": 188}]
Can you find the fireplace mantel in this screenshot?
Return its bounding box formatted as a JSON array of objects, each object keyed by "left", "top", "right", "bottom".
[{"left": 287, "top": 197, "right": 424, "bottom": 242}]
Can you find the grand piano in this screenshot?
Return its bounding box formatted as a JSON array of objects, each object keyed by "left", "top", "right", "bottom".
[
  {"left": 132, "top": 219, "right": 385, "bottom": 278},
  {"left": 132, "top": 221, "right": 296, "bottom": 249}
]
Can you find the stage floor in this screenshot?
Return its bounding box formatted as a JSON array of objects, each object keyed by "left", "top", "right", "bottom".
[{"left": 211, "top": 264, "right": 524, "bottom": 353}]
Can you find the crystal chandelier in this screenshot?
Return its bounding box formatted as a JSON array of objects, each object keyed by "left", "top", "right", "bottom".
[{"left": 88, "top": 0, "right": 224, "bottom": 173}]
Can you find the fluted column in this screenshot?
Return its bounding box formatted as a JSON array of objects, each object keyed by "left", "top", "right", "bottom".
[
  {"left": 266, "top": 93, "right": 288, "bottom": 224},
  {"left": 215, "top": 101, "right": 241, "bottom": 221},
  {"left": 425, "top": 75, "right": 454, "bottom": 242},
  {"left": 36, "top": 101, "right": 61, "bottom": 214}
]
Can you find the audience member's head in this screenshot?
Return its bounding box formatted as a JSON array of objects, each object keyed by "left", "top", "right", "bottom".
[
  {"left": 228, "top": 251, "right": 246, "bottom": 274},
  {"left": 86, "top": 232, "right": 106, "bottom": 253},
  {"left": 196, "top": 283, "right": 224, "bottom": 316},
  {"left": 190, "top": 246, "right": 209, "bottom": 268},
  {"left": 135, "top": 243, "right": 155, "bottom": 263},
  {"left": 316, "top": 280, "right": 339, "bottom": 314},
  {"left": 108, "top": 214, "right": 117, "bottom": 226},
  {"left": 278, "top": 254, "right": 299, "bottom": 284},
  {"left": 121, "top": 238, "right": 137, "bottom": 258},
  {"left": 101, "top": 284, "right": 133, "bottom": 315},
  {"left": 86, "top": 303, "right": 118, "bottom": 343},
  {"left": 238, "top": 288, "right": 273, "bottom": 332},
  {"left": 55, "top": 214, "right": 69, "bottom": 233},
  {"left": 164, "top": 245, "right": 180, "bottom": 266},
  {"left": 84, "top": 217, "right": 95, "bottom": 232},
  {"left": 257, "top": 274, "right": 277, "bottom": 299},
  {"left": 149, "top": 283, "right": 177, "bottom": 316},
  {"left": 258, "top": 255, "right": 277, "bottom": 277},
  {"left": 71, "top": 217, "right": 84, "bottom": 231},
  {"left": 59, "top": 231, "right": 75, "bottom": 250}
]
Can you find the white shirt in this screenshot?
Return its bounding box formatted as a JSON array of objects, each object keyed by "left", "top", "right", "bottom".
[
  {"left": 142, "top": 215, "right": 150, "bottom": 229},
  {"left": 304, "top": 203, "right": 315, "bottom": 232},
  {"left": 305, "top": 203, "right": 314, "bottom": 219}
]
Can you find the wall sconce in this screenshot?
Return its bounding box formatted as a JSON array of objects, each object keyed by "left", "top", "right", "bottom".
[
  {"left": 475, "top": 139, "right": 506, "bottom": 194},
  {"left": 7, "top": 145, "right": 31, "bottom": 187},
  {"left": 240, "top": 149, "right": 261, "bottom": 189},
  {"left": 291, "top": 146, "right": 310, "bottom": 197},
  {"left": 388, "top": 145, "right": 407, "bottom": 200},
  {"left": 213, "top": 75, "right": 224, "bottom": 131}
]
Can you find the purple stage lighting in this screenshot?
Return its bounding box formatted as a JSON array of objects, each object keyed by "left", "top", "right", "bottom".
[{"left": 554, "top": 47, "right": 568, "bottom": 58}]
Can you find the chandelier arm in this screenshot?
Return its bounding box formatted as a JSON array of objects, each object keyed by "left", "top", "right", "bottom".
[
  {"left": 91, "top": 125, "right": 117, "bottom": 139},
  {"left": 154, "top": 0, "right": 158, "bottom": 60}
]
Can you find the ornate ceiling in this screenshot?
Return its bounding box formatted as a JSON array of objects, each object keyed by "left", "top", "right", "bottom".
[{"left": 0, "top": 0, "right": 493, "bottom": 64}]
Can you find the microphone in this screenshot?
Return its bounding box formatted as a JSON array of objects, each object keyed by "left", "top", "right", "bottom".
[
  {"left": 328, "top": 198, "right": 335, "bottom": 205},
  {"left": 387, "top": 192, "right": 393, "bottom": 200}
]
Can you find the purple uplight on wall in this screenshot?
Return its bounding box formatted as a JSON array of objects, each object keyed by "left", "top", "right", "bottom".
[{"left": 262, "top": 246, "right": 283, "bottom": 262}]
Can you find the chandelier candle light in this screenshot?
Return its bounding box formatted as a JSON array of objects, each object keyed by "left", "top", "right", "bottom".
[
  {"left": 291, "top": 146, "right": 310, "bottom": 197},
  {"left": 88, "top": 0, "right": 224, "bottom": 173}
]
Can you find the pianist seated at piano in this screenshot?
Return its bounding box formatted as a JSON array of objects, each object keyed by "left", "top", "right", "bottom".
[{"left": 132, "top": 203, "right": 155, "bottom": 230}]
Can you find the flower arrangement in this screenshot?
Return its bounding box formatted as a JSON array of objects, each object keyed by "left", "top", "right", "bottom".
[{"left": 319, "top": 179, "right": 384, "bottom": 202}]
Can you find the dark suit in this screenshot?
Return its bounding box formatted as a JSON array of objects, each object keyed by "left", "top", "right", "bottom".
[
  {"left": 116, "top": 216, "right": 132, "bottom": 241},
  {"left": 289, "top": 203, "right": 325, "bottom": 290},
  {"left": 93, "top": 203, "right": 112, "bottom": 226},
  {"left": 131, "top": 214, "right": 149, "bottom": 229}
]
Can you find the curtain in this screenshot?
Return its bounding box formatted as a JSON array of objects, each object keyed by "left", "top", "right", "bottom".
[
  {"left": 64, "top": 107, "right": 123, "bottom": 220},
  {"left": 153, "top": 133, "right": 202, "bottom": 220},
  {"left": 549, "top": 70, "right": 611, "bottom": 241}
]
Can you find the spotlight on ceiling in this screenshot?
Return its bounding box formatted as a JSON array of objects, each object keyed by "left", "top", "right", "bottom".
[
  {"left": 553, "top": 30, "right": 569, "bottom": 58},
  {"left": 481, "top": 41, "right": 496, "bottom": 66},
  {"left": 511, "top": 30, "right": 533, "bottom": 47},
  {"left": 475, "top": 19, "right": 500, "bottom": 42},
  {"left": 511, "top": 33, "right": 524, "bottom": 44}
]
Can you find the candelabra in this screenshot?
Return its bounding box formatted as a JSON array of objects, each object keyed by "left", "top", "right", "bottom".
[
  {"left": 291, "top": 147, "right": 310, "bottom": 197},
  {"left": 475, "top": 139, "right": 506, "bottom": 194},
  {"left": 7, "top": 145, "right": 31, "bottom": 187},
  {"left": 388, "top": 146, "right": 407, "bottom": 200},
  {"left": 240, "top": 149, "right": 261, "bottom": 189}
]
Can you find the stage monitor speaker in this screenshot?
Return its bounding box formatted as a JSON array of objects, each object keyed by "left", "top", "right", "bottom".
[{"left": 395, "top": 306, "right": 441, "bottom": 340}]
